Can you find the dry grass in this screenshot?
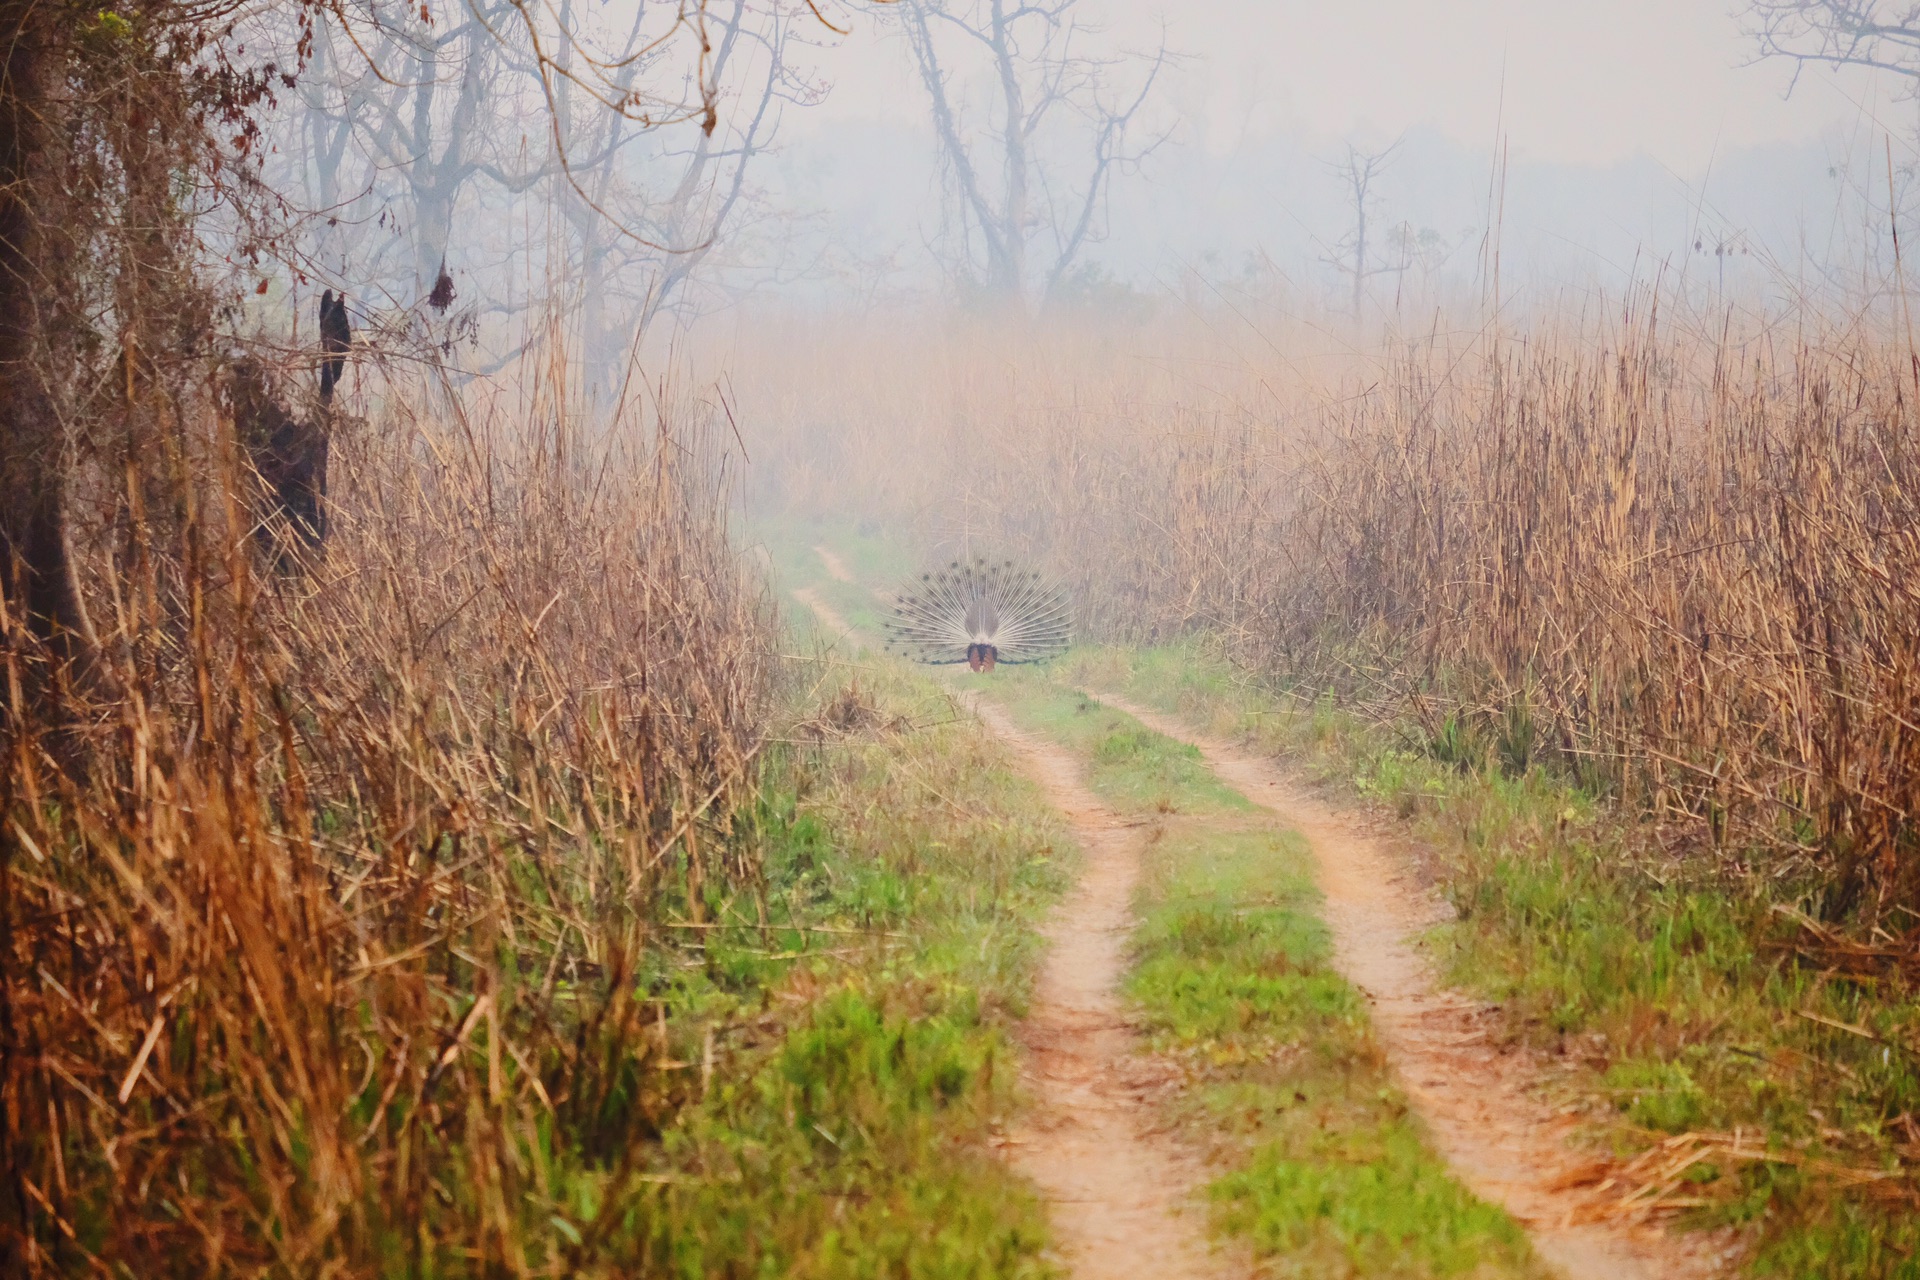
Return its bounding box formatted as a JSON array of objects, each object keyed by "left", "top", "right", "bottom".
[
  {"left": 732, "top": 298, "right": 1920, "bottom": 921},
  {"left": 1242, "top": 314, "right": 1920, "bottom": 923},
  {"left": 1573, "top": 1129, "right": 1920, "bottom": 1224},
  {"left": 2, "top": 344, "right": 774, "bottom": 1272}
]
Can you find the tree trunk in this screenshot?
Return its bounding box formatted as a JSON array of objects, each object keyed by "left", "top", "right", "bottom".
[
  {"left": 0, "top": 4, "right": 88, "bottom": 723},
  {"left": 989, "top": 0, "right": 1027, "bottom": 303},
  {"left": 1353, "top": 201, "right": 1367, "bottom": 320}
]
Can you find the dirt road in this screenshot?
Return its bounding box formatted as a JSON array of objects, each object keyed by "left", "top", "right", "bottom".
[
  {"left": 789, "top": 562, "right": 1721, "bottom": 1279},
  {"left": 1085, "top": 691, "right": 1725, "bottom": 1280},
  {"left": 791, "top": 579, "right": 1240, "bottom": 1277}
]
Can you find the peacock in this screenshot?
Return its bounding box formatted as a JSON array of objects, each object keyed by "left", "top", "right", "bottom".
[{"left": 885, "top": 557, "right": 1071, "bottom": 671}]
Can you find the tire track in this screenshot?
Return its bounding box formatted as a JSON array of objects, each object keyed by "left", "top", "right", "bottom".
[
  {"left": 788, "top": 571, "right": 1720, "bottom": 1277},
  {"left": 1082, "top": 690, "right": 1728, "bottom": 1280},
  {"left": 813, "top": 544, "right": 854, "bottom": 583},
  {"left": 969, "top": 697, "right": 1245, "bottom": 1280}
]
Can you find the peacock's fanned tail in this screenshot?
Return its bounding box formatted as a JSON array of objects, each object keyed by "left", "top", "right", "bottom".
[{"left": 884, "top": 557, "right": 1072, "bottom": 666}]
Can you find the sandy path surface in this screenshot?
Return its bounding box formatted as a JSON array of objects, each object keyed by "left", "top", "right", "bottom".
[
  {"left": 788, "top": 574, "right": 1721, "bottom": 1278},
  {"left": 968, "top": 697, "right": 1247, "bottom": 1280},
  {"left": 1085, "top": 691, "right": 1726, "bottom": 1280},
  {"left": 813, "top": 545, "right": 855, "bottom": 582}
]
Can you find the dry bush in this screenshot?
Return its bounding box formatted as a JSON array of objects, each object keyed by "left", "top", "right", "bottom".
[
  {"left": 1256, "top": 314, "right": 1920, "bottom": 918},
  {"left": 2, "top": 350, "right": 774, "bottom": 1272},
  {"left": 0, "top": 3, "right": 781, "bottom": 1270},
  {"left": 733, "top": 299, "right": 1920, "bottom": 919}
]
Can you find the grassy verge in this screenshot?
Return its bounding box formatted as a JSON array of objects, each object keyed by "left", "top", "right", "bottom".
[
  {"left": 558, "top": 657, "right": 1069, "bottom": 1277},
  {"left": 978, "top": 671, "right": 1546, "bottom": 1279},
  {"left": 1059, "top": 642, "right": 1920, "bottom": 1278}
]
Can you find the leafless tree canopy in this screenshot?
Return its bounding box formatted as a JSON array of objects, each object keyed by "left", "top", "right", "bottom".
[
  {"left": 273, "top": 0, "right": 824, "bottom": 387},
  {"left": 1747, "top": 0, "right": 1920, "bottom": 88},
  {"left": 1322, "top": 140, "right": 1405, "bottom": 321},
  {"left": 893, "top": 0, "right": 1166, "bottom": 309},
  {"left": 0, "top": 0, "right": 810, "bottom": 736}
]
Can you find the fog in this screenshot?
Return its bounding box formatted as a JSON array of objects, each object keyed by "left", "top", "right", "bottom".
[
  {"left": 27, "top": 3, "right": 1920, "bottom": 1265},
  {"left": 761, "top": 2, "right": 1901, "bottom": 310},
  {"left": 254, "top": 0, "right": 1920, "bottom": 377}
]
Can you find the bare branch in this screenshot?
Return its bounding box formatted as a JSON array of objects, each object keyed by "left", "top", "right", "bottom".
[
  {"left": 1746, "top": 1, "right": 1920, "bottom": 86},
  {"left": 892, "top": 0, "right": 1167, "bottom": 308}
]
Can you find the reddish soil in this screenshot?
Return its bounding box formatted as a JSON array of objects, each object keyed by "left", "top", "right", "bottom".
[
  {"left": 796, "top": 587, "right": 1239, "bottom": 1274},
  {"left": 788, "top": 576, "right": 1725, "bottom": 1279}
]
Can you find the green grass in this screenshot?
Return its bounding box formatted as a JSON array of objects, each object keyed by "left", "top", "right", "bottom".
[
  {"left": 983, "top": 671, "right": 1546, "bottom": 1278},
  {"left": 1060, "top": 640, "right": 1920, "bottom": 1277},
  {"left": 526, "top": 653, "right": 1071, "bottom": 1278},
  {"left": 962, "top": 673, "right": 1249, "bottom": 815}
]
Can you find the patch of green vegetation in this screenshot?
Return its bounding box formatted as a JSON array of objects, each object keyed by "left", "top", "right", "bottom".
[
  {"left": 1063, "top": 640, "right": 1920, "bottom": 1276},
  {"left": 537, "top": 658, "right": 1070, "bottom": 1278},
  {"left": 987, "top": 675, "right": 1544, "bottom": 1278},
  {"left": 617, "top": 980, "right": 1047, "bottom": 1279}
]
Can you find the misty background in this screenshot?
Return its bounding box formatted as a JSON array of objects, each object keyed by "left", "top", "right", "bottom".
[
  {"left": 766, "top": 2, "right": 1903, "bottom": 309},
  {"left": 255, "top": 0, "right": 1920, "bottom": 381}
]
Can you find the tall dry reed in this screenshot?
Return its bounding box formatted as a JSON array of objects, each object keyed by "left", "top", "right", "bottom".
[{"left": 2, "top": 346, "right": 773, "bottom": 1272}]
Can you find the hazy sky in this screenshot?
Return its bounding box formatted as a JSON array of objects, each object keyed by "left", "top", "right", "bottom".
[
  {"left": 800, "top": 2, "right": 1897, "bottom": 171},
  {"left": 749, "top": 2, "right": 1916, "bottom": 307}
]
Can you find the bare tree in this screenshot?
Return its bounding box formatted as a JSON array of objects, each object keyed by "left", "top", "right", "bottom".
[
  {"left": 279, "top": 0, "right": 822, "bottom": 384},
  {"left": 1744, "top": 2, "right": 1920, "bottom": 294},
  {"left": 1747, "top": 1, "right": 1920, "bottom": 90},
  {"left": 893, "top": 0, "right": 1167, "bottom": 310},
  {"left": 1323, "top": 140, "right": 1405, "bottom": 321},
  {"left": 0, "top": 0, "right": 743, "bottom": 734},
  {"left": 551, "top": 0, "right": 825, "bottom": 387},
  {"left": 289, "top": 1, "right": 618, "bottom": 307}
]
